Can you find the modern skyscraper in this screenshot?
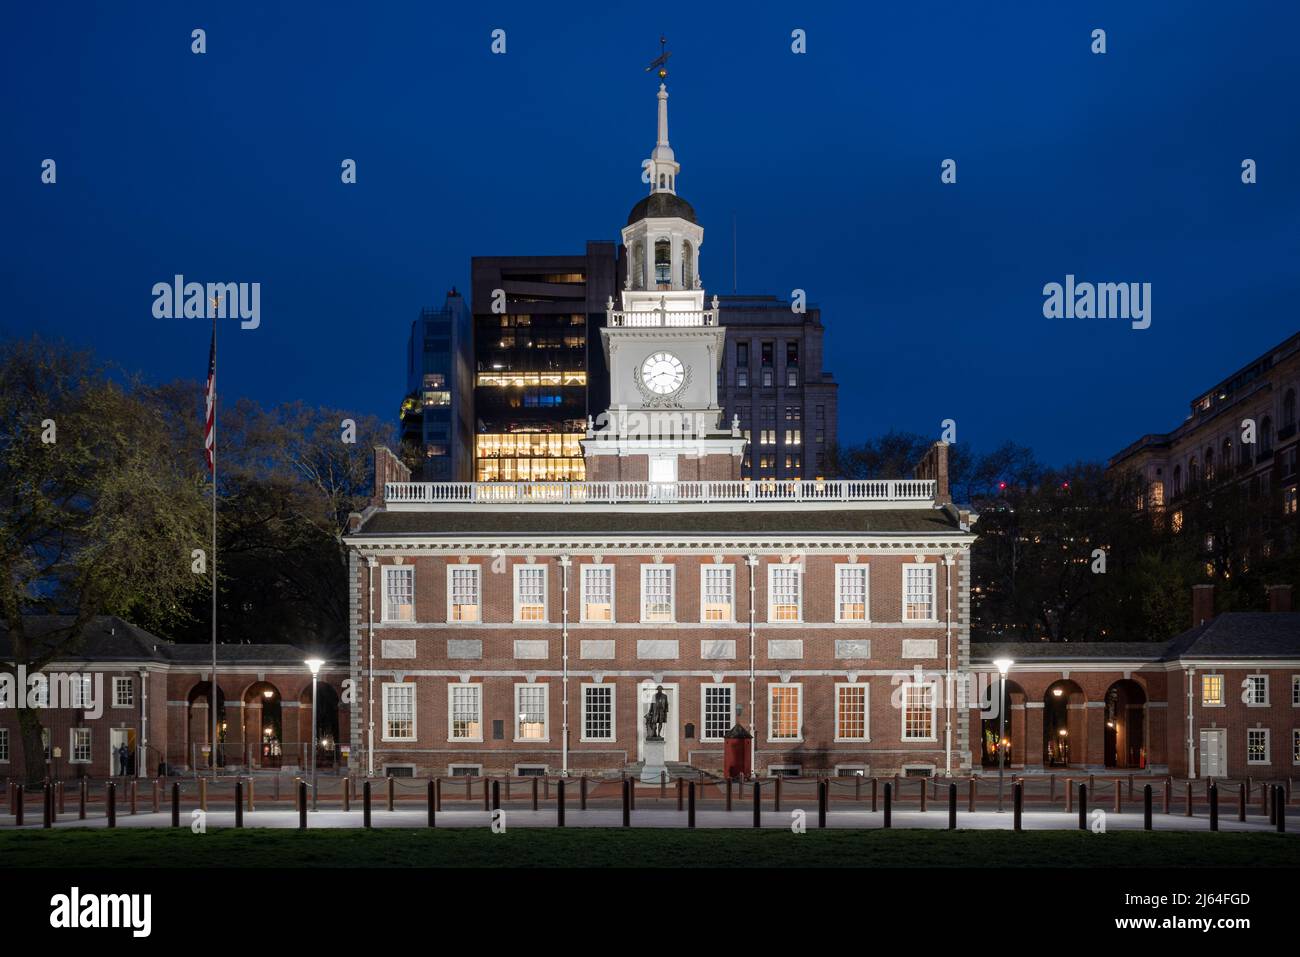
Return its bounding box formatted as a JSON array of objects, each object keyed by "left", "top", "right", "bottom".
[{"left": 400, "top": 288, "right": 474, "bottom": 481}]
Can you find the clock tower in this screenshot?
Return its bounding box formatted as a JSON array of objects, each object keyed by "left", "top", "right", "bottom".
[{"left": 585, "top": 61, "right": 746, "bottom": 483}]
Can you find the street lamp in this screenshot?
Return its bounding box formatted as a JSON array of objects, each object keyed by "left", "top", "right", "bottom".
[
  {"left": 992, "top": 658, "right": 1014, "bottom": 813},
  {"left": 305, "top": 658, "right": 325, "bottom": 811}
]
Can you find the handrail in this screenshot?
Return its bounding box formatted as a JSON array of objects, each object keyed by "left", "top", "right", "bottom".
[{"left": 384, "top": 478, "right": 937, "bottom": 506}]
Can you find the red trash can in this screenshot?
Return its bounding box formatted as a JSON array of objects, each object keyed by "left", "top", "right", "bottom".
[{"left": 723, "top": 724, "right": 753, "bottom": 779}]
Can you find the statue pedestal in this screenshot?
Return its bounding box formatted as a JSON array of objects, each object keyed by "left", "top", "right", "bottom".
[{"left": 641, "top": 738, "right": 668, "bottom": 783}]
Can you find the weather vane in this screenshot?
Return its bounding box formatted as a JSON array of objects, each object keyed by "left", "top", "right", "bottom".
[{"left": 645, "top": 35, "right": 670, "bottom": 79}]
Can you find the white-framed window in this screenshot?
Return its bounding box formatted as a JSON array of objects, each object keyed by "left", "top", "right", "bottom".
[
  {"left": 448, "top": 683, "right": 482, "bottom": 742},
  {"left": 640, "top": 564, "right": 675, "bottom": 623},
  {"left": 581, "top": 684, "right": 615, "bottom": 741},
  {"left": 1291, "top": 675, "right": 1299, "bottom": 707},
  {"left": 515, "top": 764, "right": 548, "bottom": 776},
  {"left": 581, "top": 565, "right": 615, "bottom": 622},
  {"left": 447, "top": 565, "right": 481, "bottom": 623},
  {"left": 0, "top": 728, "right": 9, "bottom": 763},
  {"left": 835, "top": 564, "right": 869, "bottom": 622},
  {"left": 1293, "top": 729, "right": 1300, "bottom": 765},
  {"left": 767, "top": 564, "right": 802, "bottom": 622},
  {"left": 1246, "top": 728, "right": 1270, "bottom": 765},
  {"left": 515, "top": 683, "right": 549, "bottom": 741},
  {"left": 700, "top": 564, "right": 735, "bottom": 623},
  {"left": 112, "top": 677, "right": 134, "bottom": 708},
  {"left": 1201, "top": 673, "right": 1224, "bottom": 707},
  {"left": 513, "top": 564, "right": 548, "bottom": 622},
  {"left": 768, "top": 683, "right": 802, "bottom": 741},
  {"left": 903, "top": 565, "right": 937, "bottom": 621},
  {"left": 382, "top": 565, "right": 415, "bottom": 622},
  {"left": 701, "top": 684, "right": 735, "bottom": 741},
  {"left": 835, "top": 764, "right": 868, "bottom": 777},
  {"left": 768, "top": 764, "right": 801, "bottom": 777},
  {"left": 70, "top": 728, "right": 91, "bottom": 764},
  {"left": 448, "top": 764, "right": 482, "bottom": 777},
  {"left": 64, "top": 674, "right": 93, "bottom": 709},
  {"left": 902, "top": 682, "right": 937, "bottom": 741},
  {"left": 1245, "top": 675, "right": 1269, "bottom": 707},
  {"left": 382, "top": 682, "right": 416, "bottom": 741},
  {"left": 383, "top": 764, "right": 416, "bottom": 777},
  {"left": 835, "top": 683, "right": 869, "bottom": 742}
]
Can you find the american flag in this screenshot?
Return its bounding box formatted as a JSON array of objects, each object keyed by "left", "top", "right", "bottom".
[{"left": 204, "top": 324, "right": 216, "bottom": 473}]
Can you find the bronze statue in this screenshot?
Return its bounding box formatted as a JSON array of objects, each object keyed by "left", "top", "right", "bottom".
[{"left": 644, "top": 684, "right": 670, "bottom": 741}]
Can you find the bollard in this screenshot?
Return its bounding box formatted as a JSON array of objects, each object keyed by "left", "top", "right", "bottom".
[
  {"left": 15, "top": 784, "right": 24, "bottom": 827},
  {"left": 532, "top": 777, "right": 539, "bottom": 811},
  {"left": 427, "top": 780, "right": 436, "bottom": 827},
  {"left": 1114, "top": 779, "right": 1122, "bottom": 814},
  {"left": 1163, "top": 777, "right": 1171, "bottom": 814},
  {"left": 622, "top": 779, "right": 631, "bottom": 827},
  {"left": 919, "top": 778, "right": 927, "bottom": 813},
  {"left": 883, "top": 782, "right": 892, "bottom": 828},
  {"left": 948, "top": 782, "right": 957, "bottom": 830},
  {"left": 1066, "top": 778, "right": 1073, "bottom": 813},
  {"left": 726, "top": 776, "right": 733, "bottom": 812},
  {"left": 689, "top": 781, "right": 697, "bottom": 829},
  {"left": 130, "top": 779, "right": 137, "bottom": 815},
  {"left": 871, "top": 777, "right": 878, "bottom": 812},
  {"left": 774, "top": 774, "right": 782, "bottom": 813},
  {"left": 752, "top": 779, "right": 761, "bottom": 828},
  {"left": 968, "top": 777, "right": 976, "bottom": 813},
  {"left": 1013, "top": 781, "right": 1022, "bottom": 831},
  {"left": 298, "top": 781, "right": 307, "bottom": 829},
  {"left": 580, "top": 775, "right": 588, "bottom": 810},
  {"left": 1049, "top": 773, "right": 1056, "bottom": 803},
  {"left": 491, "top": 779, "right": 500, "bottom": 812},
  {"left": 79, "top": 779, "right": 87, "bottom": 820},
  {"left": 58, "top": 780, "right": 65, "bottom": 814},
  {"left": 106, "top": 782, "right": 116, "bottom": 828},
  {"left": 1144, "top": 784, "right": 1152, "bottom": 830},
  {"left": 363, "top": 781, "right": 372, "bottom": 828},
  {"left": 49, "top": 782, "right": 56, "bottom": 824},
  {"left": 1209, "top": 784, "right": 1218, "bottom": 831},
  {"left": 235, "top": 781, "right": 243, "bottom": 828},
  {"left": 557, "top": 778, "right": 566, "bottom": 827},
  {"left": 818, "top": 780, "right": 827, "bottom": 829},
  {"left": 1277, "top": 786, "right": 1286, "bottom": 833},
  {"left": 171, "top": 782, "right": 180, "bottom": 827},
  {"left": 677, "top": 777, "right": 684, "bottom": 811},
  {"left": 343, "top": 777, "right": 351, "bottom": 812},
  {"left": 388, "top": 776, "right": 396, "bottom": 812},
  {"left": 199, "top": 777, "right": 207, "bottom": 812},
  {"left": 1185, "top": 782, "right": 1193, "bottom": 817},
  {"left": 1077, "top": 783, "right": 1087, "bottom": 830},
  {"left": 1238, "top": 781, "right": 1246, "bottom": 822}
]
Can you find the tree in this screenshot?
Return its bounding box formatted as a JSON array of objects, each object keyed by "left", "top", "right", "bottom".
[{"left": 0, "top": 338, "right": 207, "bottom": 782}]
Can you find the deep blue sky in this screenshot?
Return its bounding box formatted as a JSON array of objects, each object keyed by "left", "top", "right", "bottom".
[{"left": 4, "top": 1, "right": 1298, "bottom": 466}]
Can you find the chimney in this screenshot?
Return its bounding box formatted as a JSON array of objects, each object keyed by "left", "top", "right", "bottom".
[
  {"left": 1267, "top": 584, "right": 1293, "bottom": 613},
  {"left": 915, "top": 441, "right": 952, "bottom": 505},
  {"left": 371, "top": 446, "right": 412, "bottom": 507},
  {"left": 1191, "top": 583, "right": 1215, "bottom": 629}
]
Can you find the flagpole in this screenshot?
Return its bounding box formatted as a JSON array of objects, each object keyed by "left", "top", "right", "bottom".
[{"left": 210, "top": 311, "right": 218, "bottom": 779}]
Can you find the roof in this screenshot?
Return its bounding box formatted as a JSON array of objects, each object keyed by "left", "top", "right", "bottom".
[
  {"left": 353, "top": 507, "right": 964, "bottom": 538},
  {"left": 627, "top": 191, "right": 697, "bottom": 225},
  {"left": 972, "top": 612, "right": 1300, "bottom": 665},
  {"left": 0, "top": 616, "right": 340, "bottom": 667}
]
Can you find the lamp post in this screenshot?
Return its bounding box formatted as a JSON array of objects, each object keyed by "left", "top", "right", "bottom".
[
  {"left": 993, "top": 658, "right": 1014, "bottom": 813},
  {"left": 305, "top": 658, "right": 324, "bottom": 811}
]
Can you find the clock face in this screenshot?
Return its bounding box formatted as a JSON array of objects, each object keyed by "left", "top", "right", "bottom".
[{"left": 640, "top": 352, "right": 685, "bottom": 395}]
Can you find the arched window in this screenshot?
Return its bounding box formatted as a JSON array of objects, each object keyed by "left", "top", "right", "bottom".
[
  {"left": 1188, "top": 457, "right": 1199, "bottom": 485},
  {"left": 1261, "top": 416, "right": 1273, "bottom": 454},
  {"left": 654, "top": 238, "right": 671, "bottom": 286},
  {"left": 1222, "top": 437, "right": 1232, "bottom": 473},
  {"left": 632, "top": 241, "right": 646, "bottom": 291},
  {"left": 1204, "top": 447, "right": 1215, "bottom": 481},
  {"left": 1172, "top": 465, "right": 1182, "bottom": 498},
  {"left": 1284, "top": 389, "right": 1296, "bottom": 429},
  {"left": 658, "top": 173, "right": 665, "bottom": 188},
  {"left": 681, "top": 240, "right": 693, "bottom": 288}
]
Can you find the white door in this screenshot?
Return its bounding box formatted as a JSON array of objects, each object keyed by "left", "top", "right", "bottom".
[
  {"left": 636, "top": 682, "right": 679, "bottom": 762},
  {"left": 1199, "top": 729, "right": 1226, "bottom": 778}
]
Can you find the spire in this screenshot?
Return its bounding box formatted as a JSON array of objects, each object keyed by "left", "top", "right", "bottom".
[{"left": 645, "top": 37, "right": 679, "bottom": 195}]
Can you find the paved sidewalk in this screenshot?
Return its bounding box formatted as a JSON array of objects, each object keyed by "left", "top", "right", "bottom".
[{"left": 2, "top": 808, "right": 1292, "bottom": 832}]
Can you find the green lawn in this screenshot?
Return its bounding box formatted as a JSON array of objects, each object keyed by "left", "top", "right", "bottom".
[{"left": 3, "top": 828, "right": 1297, "bottom": 868}]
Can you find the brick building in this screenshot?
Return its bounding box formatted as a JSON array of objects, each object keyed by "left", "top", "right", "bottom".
[{"left": 0, "top": 617, "right": 348, "bottom": 778}]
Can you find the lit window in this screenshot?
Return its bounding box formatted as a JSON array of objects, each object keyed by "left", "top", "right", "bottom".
[
  {"left": 382, "top": 566, "right": 415, "bottom": 622},
  {"left": 902, "top": 683, "right": 936, "bottom": 741},
  {"left": 836, "top": 565, "right": 869, "bottom": 622},
  {"left": 0, "top": 728, "right": 8, "bottom": 763},
  {"left": 768, "top": 684, "right": 801, "bottom": 741},
  {"left": 514, "top": 565, "right": 547, "bottom": 622},
  {"left": 582, "top": 685, "right": 614, "bottom": 741},
  {"left": 67, "top": 674, "right": 94, "bottom": 709},
  {"left": 768, "top": 564, "right": 802, "bottom": 622},
  {"left": 449, "top": 684, "right": 481, "bottom": 741},
  {"left": 71, "top": 728, "right": 91, "bottom": 764},
  {"left": 836, "top": 684, "right": 868, "bottom": 741},
  {"left": 113, "top": 677, "right": 134, "bottom": 708},
  {"left": 702, "top": 685, "right": 734, "bottom": 740},
  {"left": 516, "top": 684, "right": 548, "bottom": 741},
  {"left": 1245, "top": 675, "right": 1268, "bottom": 706},
  {"left": 448, "top": 566, "right": 481, "bottom": 622},
  {"left": 581, "top": 565, "right": 614, "bottom": 622},
  {"left": 383, "top": 684, "right": 416, "bottom": 740},
  {"left": 701, "top": 565, "right": 735, "bottom": 622},
  {"left": 1247, "top": 729, "right": 1269, "bottom": 765},
  {"left": 1292, "top": 675, "right": 1300, "bottom": 707},
  {"left": 904, "top": 565, "right": 936, "bottom": 621},
  {"left": 1201, "top": 674, "right": 1223, "bottom": 706},
  {"left": 641, "top": 565, "right": 675, "bottom": 622}
]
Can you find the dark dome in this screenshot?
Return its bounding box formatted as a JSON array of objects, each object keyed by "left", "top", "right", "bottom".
[{"left": 627, "top": 191, "right": 697, "bottom": 225}]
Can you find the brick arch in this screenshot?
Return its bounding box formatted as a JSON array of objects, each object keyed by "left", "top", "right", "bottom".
[
  {"left": 1103, "top": 678, "right": 1148, "bottom": 769},
  {"left": 1042, "top": 679, "right": 1086, "bottom": 767}
]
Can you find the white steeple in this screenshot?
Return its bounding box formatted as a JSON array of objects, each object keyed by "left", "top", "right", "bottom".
[{"left": 648, "top": 83, "right": 679, "bottom": 194}]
